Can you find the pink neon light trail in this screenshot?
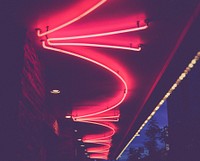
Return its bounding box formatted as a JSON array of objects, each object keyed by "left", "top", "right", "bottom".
[{"left": 37, "top": 0, "right": 148, "bottom": 159}]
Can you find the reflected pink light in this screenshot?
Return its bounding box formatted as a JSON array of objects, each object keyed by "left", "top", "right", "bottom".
[
  {"left": 75, "top": 115, "right": 120, "bottom": 122},
  {"left": 42, "top": 42, "right": 123, "bottom": 157},
  {"left": 83, "top": 133, "right": 112, "bottom": 158},
  {"left": 43, "top": 41, "right": 128, "bottom": 119},
  {"left": 87, "top": 148, "right": 109, "bottom": 153},
  {"left": 90, "top": 154, "right": 108, "bottom": 160},
  {"left": 48, "top": 41, "right": 141, "bottom": 51},
  {"left": 37, "top": 0, "right": 147, "bottom": 159},
  {"left": 80, "top": 120, "right": 116, "bottom": 141},
  {"left": 86, "top": 144, "right": 110, "bottom": 152},
  {"left": 48, "top": 25, "right": 148, "bottom": 41},
  {"left": 37, "top": 0, "right": 107, "bottom": 37},
  {"left": 83, "top": 139, "right": 112, "bottom": 144}
]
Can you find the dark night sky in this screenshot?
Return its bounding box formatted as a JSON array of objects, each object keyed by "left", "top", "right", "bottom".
[{"left": 119, "top": 101, "right": 168, "bottom": 160}]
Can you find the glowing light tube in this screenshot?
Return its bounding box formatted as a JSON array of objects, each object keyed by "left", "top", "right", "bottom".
[
  {"left": 48, "top": 25, "right": 148, "bottom": 41},
  {"left": 86, "top": 144, "right": 110, "bottom": 154},
  {"left": 87, "top": 145, "right": 110, "bottom": 151},
  {"left": 87, "top": 148, "right": 109, "bottom": 153},
  {"left": 85, "top": 141, "right": 111, "bottom": 156},
  {"left": 83, "top": 139, "right": 112, "bottom": 144},
  {"left": 82, "top": 133, "right": 114, "bottom": 155},
  {"left": 75, "top": 115, "right": 120, "bottom": 122},
  {"left": 42, "top": 42, "right": 128, "bottom": 119},
  {"left": 80, "top": 120, "right": 116, "bottom": 141},
  {"left": 90, "top": 154, "right": 108, "bottom": 160},
  {"left": 47, "top": 41, "right": 141, "bottom": 51},
  {"left": 37, "top": 1, "right": 148, "bottom": 158},
  {"left": 37, "top": 0, "right": 107, "bottom": 37}
]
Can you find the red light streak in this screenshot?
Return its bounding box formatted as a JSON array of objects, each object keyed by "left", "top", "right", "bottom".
[
  {"left": 42, "top": 42, "right": 124, "bottom": 158},
  {"left": 73, "top": 109, "right": 120, "bottom": 121},
  {"left": 83, "top": 139, "right": 112, "bottom": 144},
  {"left": 84, "top": 134, "right": 111, "bottom": 157},
  {"left": 47, "top": 41, "right": 141, "bottom": 51},
  {"left": 43, "top": 41, "right": 128, "bottom": 119},
  {"left": 80, "top": 120, "right": 116, "bottom": 140},
  {"left": 37, "top": 0, "right": 148, "bottom": 159},
  {"left": 86, "top": 143, "right": 110, "bottom": 153},
  {"left": 87, "top": 148, "right": 109, "bottom": 153},
  {"left": 48, "top": 25, "right": 147, "bottom": 41},
  {"left": 37, "top": 0, "right": 107, "bottom": 37},
  {"left": 90, "top": 154, "right": 108, "bottom": 160},
  {"left": 75, "top": 115, "right": 120, "bottom": 122}
]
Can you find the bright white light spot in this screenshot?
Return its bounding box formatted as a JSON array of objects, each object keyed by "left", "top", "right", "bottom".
[
  {"left": 50, "top": 89, "right": 60, "bottom": 94},
  {"left": 189, "top": 63, "right": 194, "bottom": 68},
  {"left": 197, "top": 51, "right": 200, "bottom": 56},
  {"left": 65, "top": 115, "right": 71, "bottom": 119},
  {"left": 191, "top": 59, "right": 197, "bottom": 65},
  {"left": 172, "top": 83, "right": 177, "bottom": 90}
]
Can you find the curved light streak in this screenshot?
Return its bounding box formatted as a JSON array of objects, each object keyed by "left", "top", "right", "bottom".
[
  {"left": 87, "top": 148, "right": 110, "bottom": 153},
  {"left": 84, "top": 135, "right": 112, "bottom": 156},
  {"left": 48, "top": 25, "right": 148, "bottom": 41},
  {"left": 43, "top": 41, "right": 128, "bottom": 119},
  {"left": 87, "top": 141, "right": 111, "bottom": 146},
  {"left": 90, "top": 154, "right": 108, "bottom": 160},
  {"left": 37, "top": 0, "right": 107, "bottom": 37},
  {"left": 76, "top": 115, "right": 120, "bottom": 122},
  {"left": 47, "top": 41, "right": 141, "bottom": 51},
  {"left": 78, "top": 120, "right": 116, "bottom": 141},
  {"left": 84, "top": 138, "right": 112, "bottom": 144},
  {"left": 76, "top": 119, "right": 115, "bottom": 157},
  {"left": 42, "top": 40, "right": 123, "bottom": 159},
  {"left": 37, "top": 1, "right": 148, "bottom": 159},
  {"left": 86, "top": 143, "right": 111, "bottom": 153}
]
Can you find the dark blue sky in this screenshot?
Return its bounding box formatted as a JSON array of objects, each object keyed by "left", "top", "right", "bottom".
[{"left": 119, "top": 101, "right": 168, "bottom": 160}]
